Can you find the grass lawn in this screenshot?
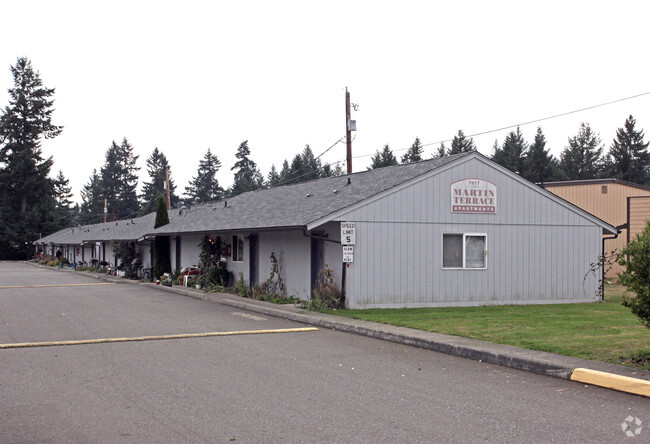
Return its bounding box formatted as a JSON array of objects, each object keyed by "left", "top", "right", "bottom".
[{"left": 326, "top": 283, "right": 650, "bottom": 370}]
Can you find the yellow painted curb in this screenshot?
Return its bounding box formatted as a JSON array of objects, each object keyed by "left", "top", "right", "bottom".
[
  {"left": 0, "top": 327, "right": 319, "bottom": 349},
  {"left": 571, "top": 368, "right": 650, "bottom": 397},
  {"left": 0, "top": 283, "right": 116, "bottom": 289}
]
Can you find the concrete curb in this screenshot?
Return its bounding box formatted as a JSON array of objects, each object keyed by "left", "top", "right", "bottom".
[
  {"left": 21, "top": 262, "right": 650, "bottom": 397},
  {"left": 218, "top": 298, "right": 650, "bottom": 398}
]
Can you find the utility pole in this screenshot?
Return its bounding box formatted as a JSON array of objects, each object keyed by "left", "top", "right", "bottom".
[
  {"left": 345, "top": 88, "right": 352, "bottom": 174},
  {"left": 103, "top": 198, "right": 107, "bottom": 223},
  {"left": 165, "top": 167, "right": 171, "bottom": 209}
]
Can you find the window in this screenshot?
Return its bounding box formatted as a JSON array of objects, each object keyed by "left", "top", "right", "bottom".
[
  {"left": 442, "top": 233, "right": 487, "bottom": 269},
  {"left": 232, "top": 235, "right": 244, "bottom": 262},
  {"left": 601, "top": 185, "right": 608, "bottom": 194}
]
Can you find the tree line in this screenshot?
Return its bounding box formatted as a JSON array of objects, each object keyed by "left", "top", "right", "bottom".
[
  {"left": 1, "top": 57, "right": 648, "bottom": 259},
  {"left": 372, "top": 120, "right": 649, "bottom": 186}
]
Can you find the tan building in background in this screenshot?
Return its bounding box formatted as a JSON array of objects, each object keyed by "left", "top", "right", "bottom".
[{"left": 541, "top": 179, "right": 650, "bottom": 278}]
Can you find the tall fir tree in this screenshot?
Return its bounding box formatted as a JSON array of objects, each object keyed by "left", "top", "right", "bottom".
[
  {"left": 370, "top": 144, "right": 399, "bottom": 169},
  {"left": 524, "top": 127, "right": 558, "bottom": 184},
  {"left": 285, "top": 145, "right": 323, "bottom": 183},
  {"left": 140, "top": 147, "right": 178, "bottom": 214},
  {"left": 605, "top": 115, "right": 650, "bottom": 184},
  {"left": 433, "top": 142, "right": 447, "bottom": 158},
  {"left": 100, "top": 138, "right": 140, "bottom": 219},
  {"left": 267, "top": 164, "right": 281, "bottom": 187},
  {"left": 279, "top": 159, "right": 291, "bottom": 183},
  {"left": 230, "top": 140, "right": 263, "bottom": 196},
  {"left": 558, "top": 122, "right": 604, "bottom": 180},
  {"left": 53, "top": 170, "right": 75, "bottom": 227},
  {"left": 448, "top": 130, "right": 477, "bottom": 154},
  {"left": 184, "top": 148, "right": 224, "bottom": 204},
  {"left": 0, "top": 57, "right": 63, "bottom": 258},
  {"left": 401, "top": 137, "right": 424, "bottom": 163},
  {"left": 491, "top": 127, "right": 528, "bottom": 176},
  {"left": 79, "top": 169, "right": 104, "bottom": 224}
]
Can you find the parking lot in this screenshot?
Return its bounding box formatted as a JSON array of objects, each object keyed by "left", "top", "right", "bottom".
[{"left": 1, "top": 262, "right": 647, "bottom": 443}]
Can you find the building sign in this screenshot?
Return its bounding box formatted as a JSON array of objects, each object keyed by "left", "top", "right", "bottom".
[
  {"left": 341, "top": 222, "right": 356, "bottom": 245},
  {"left": 343, "top": 246, "right": 354, "bottom": 263},
  {"left": 451, "top": 179, "right": 497, "bottom": 213}
]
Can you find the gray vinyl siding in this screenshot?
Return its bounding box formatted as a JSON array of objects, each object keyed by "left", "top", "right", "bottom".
[
  {"left": 179, "top": 234, "right": 203, "bottom": 270},
  {"left": 335, "top": 157, "right": 602, "bottom": 308},
  {"left": 258, "top": 230, "right": 311, "bottom": 298}
]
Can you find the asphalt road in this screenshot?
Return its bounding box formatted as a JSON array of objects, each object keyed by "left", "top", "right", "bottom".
[{"left": 1, "top": 262, "right": 648, "bottom": 443}]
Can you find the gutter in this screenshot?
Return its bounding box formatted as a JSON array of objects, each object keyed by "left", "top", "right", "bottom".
[{"left": 601, "top": 224, "right": 625, "bottom": 301}]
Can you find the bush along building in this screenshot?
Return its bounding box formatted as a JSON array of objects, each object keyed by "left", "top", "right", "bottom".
[{"left": 145, "top": 152, "right": 616, "bottom": 308}]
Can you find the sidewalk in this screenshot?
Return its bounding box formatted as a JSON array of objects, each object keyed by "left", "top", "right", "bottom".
[{"left": 30, "top": 263, "right": 650, "bottom": 397}]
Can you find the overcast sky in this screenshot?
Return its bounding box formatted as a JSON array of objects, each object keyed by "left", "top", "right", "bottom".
[{"left": 2, "top": 0, "right": 649, "bottom": 202}]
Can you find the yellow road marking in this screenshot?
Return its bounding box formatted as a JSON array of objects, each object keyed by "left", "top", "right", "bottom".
[
  {"left": 0, "top": 327, "right": 319, "bottom": 349},
  {"left": 0, "top": 283, "right": 116, "bottom": 289},
  {"left": 571, "top": 367, "right": 650, "bottom": 397}
]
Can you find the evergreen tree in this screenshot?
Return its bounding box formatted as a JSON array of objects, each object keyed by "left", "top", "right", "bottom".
[
  {"left": 492, "top": 127, "right": 528, "bottom": 176},
  {"left": 433, "top": 142, "right": 447, "bottom": 158},
  {"left": 153, "top": 195, "right": 171, "bottom": 279},
  {"left": 300, "top": 145, "right": 321, "bottom": 181},
  {"left": 558, "top": 122, "right": 604, "bottom": 180},
  {"left": 100, "top": 138, "right": 140, "bottom": 219},
  {"left": 370, "top": 144, "right": 399, "bottom": 169},
  {"left": 332, "top": 162, "right": 344, "bottom": 176},
  {"left": 140, "top": 147, "right": 178, "bottom": 214},
  {"left": 53, "top": 170, "right": 74, "bottom": 227},
  {"left": 79, "top": 169, "right": 104, "bottom": 224},
  {"left": 184, "top": 148, "right": 224, "bottom": 204},
  {"left": 401, "top": 137, "right": 424, "bottom": 163},
  {"left": 0, "top": 57, "right": 63, "bottom": 258},
  {"left": 320, "top": 162, "right": 334, "bottom": 178},
  {"left": 605, "top": 115, "right": 650, "bottom": 184},
  {"left": 230, "top": 140, "right": 263, "bottom": 196},
  {"left": 267, "top": 164, "right": 281, "bottom": 187},
  {"left": 448, "top": 130, "right": 477, "bottom": 154},
  {"left": 524, "top": 127, "right": 558, "bottom": 183},
  {"left": 279, "top": 159, "right": 291, "bottom": 183}
]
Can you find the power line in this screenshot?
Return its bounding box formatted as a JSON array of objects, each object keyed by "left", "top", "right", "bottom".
[{"left": 353, "top": 90, "right": 650, "bottom": 159}]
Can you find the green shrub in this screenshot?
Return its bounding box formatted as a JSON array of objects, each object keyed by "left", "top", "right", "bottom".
[
  {"left": 618, "top": 221, "right": 650, "bottom": 327},
  {"left": 307, "top": 265, "right": 342, "bottom": 311}
]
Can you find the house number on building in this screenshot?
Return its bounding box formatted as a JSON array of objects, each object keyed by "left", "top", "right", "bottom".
[{"left": 341, "top": 222, "right": 356, "bottom": 245}]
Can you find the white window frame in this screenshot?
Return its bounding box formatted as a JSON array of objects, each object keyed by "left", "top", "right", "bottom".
[
  {"left": 232, "top": 235, "right": 244, "bottom": 263},
  {"left": 442, "top": 233, "right": 487, "bottom": 270}
]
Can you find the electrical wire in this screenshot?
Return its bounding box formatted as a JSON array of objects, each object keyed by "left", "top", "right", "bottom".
[{"left": 352, "top": 90, "right": 650, "bottom": 159}]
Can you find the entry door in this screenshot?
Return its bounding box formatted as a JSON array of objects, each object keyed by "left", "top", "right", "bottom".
[
  {"left": 310, "top": 238, "right": 325, "bottom": 291},
  {"left": 249, "top": 234, "right": 259, "bottom": 287}
]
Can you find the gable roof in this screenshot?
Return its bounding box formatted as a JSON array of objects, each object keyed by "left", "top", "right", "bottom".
[
  {"left": 34, "top": 212, "right": 162, "bottom": 246},
  {"left": 149, "top": 153, "right": 468, "bottom": 236}
]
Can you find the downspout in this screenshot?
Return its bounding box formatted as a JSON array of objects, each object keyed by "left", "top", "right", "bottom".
[
  {"left": 601, "top": 224, "right": 625, "bottom": 301},
  {"left": 302, "top": 230, "right": 345, "bottom": 304}
]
